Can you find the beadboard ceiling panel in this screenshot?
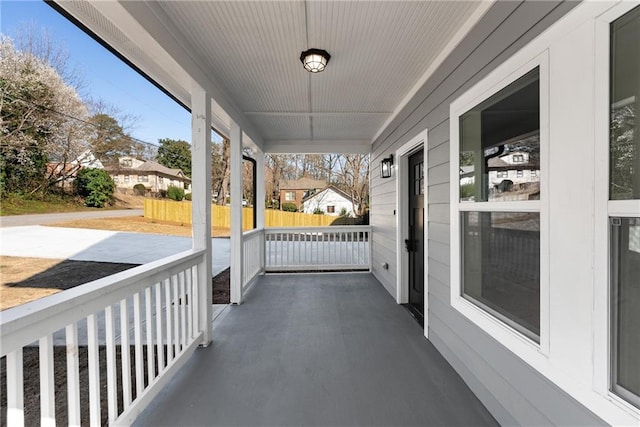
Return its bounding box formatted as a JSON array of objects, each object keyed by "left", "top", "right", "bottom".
[
  {"left": 312, "top": 114, "right": 390, "bottom": 141},
  {"left": 54, "top": 0, "right": 487, "bottom": 151},
  {"left": 247, "top": 115, "right": 312, "bottom": 141}
]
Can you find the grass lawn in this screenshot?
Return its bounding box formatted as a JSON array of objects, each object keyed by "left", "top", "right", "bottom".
[
  {"left": 0, "top": 193, "right": 98, "bottom": 216},
  {"left": 0, "top": 192, "right": 145, "bottom": 216}
]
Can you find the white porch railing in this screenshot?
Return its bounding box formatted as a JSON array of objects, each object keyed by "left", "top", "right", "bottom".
[
  {"left": 0, "top": 249, "right": 207, "bottom": 426},
  {"left": 242, "top": 228, "right": 264, "bottom": 289},
  {"left": 264, "top": 226, "right": 372, "bottom": 272}
]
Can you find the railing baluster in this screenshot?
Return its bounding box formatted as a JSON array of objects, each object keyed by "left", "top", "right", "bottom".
[
  {"left": 66, "top": 324, "right": 80, "bottom": 427},
  {"left": 172, "top": 275, "right": 180, "bottom": 356},
  {"left": 120, "top": 298, "right": 132, "bottom": 407},
  {"left": 39, "top": 334, "right": 55, "bottom": 426},
  {"left": 165, "top": 278, "right": 173, "bottom": 363},
  {"left": 155, "top": 282, "right": 165, "bottom": 372},
  {"left": 105, "top": 305, "right": 118, "bottom": 423},
  {"left": 133, "top": 292, "right": 144, "bottom": 397},
  {"left": 179, "top": 272, "right": 187, "bottom": 349},
  {"left": 145, "top": 286, "right": 155, "bottom": 385},
  {"left": 87, "top": 314, "right": 101, "bottom": 426},
  {"left": 191, "top": 266, "right": 199, "bottom": 340},
  {"left": 186, "top": 271, "right": 193, "bottom": 340},
  {"left": 7, "top": 348, "right": 24, "bottom": 427}
]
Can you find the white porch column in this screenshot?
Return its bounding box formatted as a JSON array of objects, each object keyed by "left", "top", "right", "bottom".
[
  {"left": 256, "top": 148, "right": 266, "bottom": 230},
  {"left": 256, "top": 148, "right": 266, "bottom": 272},
  {"left": 230, "top": 122, "right": 243, "bottom": 304},
  {"left": 191, "top": 84, "right": 212, "bottom": 346}
]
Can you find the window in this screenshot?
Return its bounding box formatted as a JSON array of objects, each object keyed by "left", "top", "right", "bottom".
[
  {"left": 120, "top": 158, "right": 133, "bottom": 168},
  {"left": 609, "top": 5, "right": 640, "bottom": 409},
  {"left": 124, "top": 175, "right": 130, "bottom": 183},
  {"left": 159, "top": 176, "right": 163, "bottom": 184},
  {"left": 456, "top": 67, "right": 542, "bottom": 342},
  {"left": 517, "top": 170, "right": 524, "bottom": 178},
  {"left": 285, "top": 191, "right": 295, "bottom": 202},
  {"left": 113, "top": 176, "right": 119, "bottom": 183},
  {"left": 513, "top": 154, "right": 525, "bottom": 163},
  {"left": 138, "top": 175, "right": 148, "bottom": 182},
  {"left": 327, "top": 205, "right": 335, "bottom": 213}
]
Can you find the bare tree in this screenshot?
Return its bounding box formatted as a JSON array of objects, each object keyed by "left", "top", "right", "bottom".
[
  {"left": 12, "top": 22, "right": 85, "bottom": 93},
  {"left": 336, "top": 154, "right": 370, "bottom": 217},
  {"left": 214, "top": 138, "right": 230, "bottom": 205}
]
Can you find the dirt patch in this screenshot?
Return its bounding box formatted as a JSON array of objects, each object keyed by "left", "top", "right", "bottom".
[
  {"left": 0, "top": 257, "right": 137, "bottom": 311},
  {"left": 1, "top": 257, "right": 230, "bottom": 310},
  {"left": 0, "top": 345, "right": 172, "bottom": 427},
  {"left": 212, "top": 267, "right": 230, "bottom": 304},
  {"left": 49, "top": 215, "right": 231, "bottom": 238}
]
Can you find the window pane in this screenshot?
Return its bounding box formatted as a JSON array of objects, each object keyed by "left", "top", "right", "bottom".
[
  {"left": 611, "top": 217, "right": 640, "bottom": 407},
  {"left": 460, "top": 69, "right": 540, "bottom": 202},
  {"left": 461, "top": 211, "right": 540, "bottom": 340},
  {"left": 610, "top": 6, "right": 640, "bottom": 200}
]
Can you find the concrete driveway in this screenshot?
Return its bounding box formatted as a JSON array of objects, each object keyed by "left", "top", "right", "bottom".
[{"left": 0, "top": 225, "right": 230, "bottom": 277}]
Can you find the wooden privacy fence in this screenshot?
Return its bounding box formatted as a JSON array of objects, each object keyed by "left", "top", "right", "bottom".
[{"left": 144, "top": 199, "right": 336, "bottom": 229}]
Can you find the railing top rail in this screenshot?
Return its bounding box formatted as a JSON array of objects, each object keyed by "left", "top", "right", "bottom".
[
  {"left": 243, "top": 227, "right": 265, "bottom": 238},
  {"left": 1, "top": 249, "right": 205, "bottom": 353},
  {"left": 265, "top": 225, "right": 372, "bottom": 233}
]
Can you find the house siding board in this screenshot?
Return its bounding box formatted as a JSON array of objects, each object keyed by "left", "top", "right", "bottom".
[{"left": 369, "top": 1, "right": 603, "bottom": 425}]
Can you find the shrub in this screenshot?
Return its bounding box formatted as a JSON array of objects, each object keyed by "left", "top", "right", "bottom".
[
  {"left": 184, "top": 192, "right": 192, "bottom": 201},
  {"left": 460, "top": 183, "right": 475, "bottom": 200},
  {"left": 167, "top": 185, "right": 185, "bottom": 201},
  {"left": 133, "top": 183, "right": 146, "bottom": 196},
  {"left": 74, "top": 168, "right": 115, "bottom": 208},
  {"left": 282, "top": 203, "right": 297, "bottom": 212},
  {"left": 313, "top": 208, "right": 324, "bottom": 215},
  {"left": 339, "top": 207, "right": 349, "bottom": 217}
]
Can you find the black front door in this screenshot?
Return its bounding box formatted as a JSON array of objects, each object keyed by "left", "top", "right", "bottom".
[{"left": 407, "top": 149, "right": 425, "bottom": 322}]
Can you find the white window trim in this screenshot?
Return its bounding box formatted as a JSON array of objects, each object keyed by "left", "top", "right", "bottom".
[
  {"left": 450, "top": 51, "right": 551, "bottom": 359},
  {"left": 593, "top": 1, "right": 640, "bottom": 417}
]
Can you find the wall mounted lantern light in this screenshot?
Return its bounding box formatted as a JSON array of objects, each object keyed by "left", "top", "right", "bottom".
[
  {"left": 300, "top": 49, "right": 331, "bottom": 73},
  {"left": 381, "top": 155, "right": 394, "bottom": 178}
]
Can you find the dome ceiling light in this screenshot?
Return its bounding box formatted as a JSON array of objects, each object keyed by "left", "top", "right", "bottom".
[{"left": 300, "top": 48, "right": 331, "bottom": 73}]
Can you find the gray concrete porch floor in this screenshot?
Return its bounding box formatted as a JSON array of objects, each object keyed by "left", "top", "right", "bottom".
[{"left": 135, "top": 273, "right": 498, "bottom": 427}]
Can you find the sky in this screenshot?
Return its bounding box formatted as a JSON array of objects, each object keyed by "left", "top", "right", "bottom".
[{"left": 0, "top": 0, "right": 195, "bottom": 148}]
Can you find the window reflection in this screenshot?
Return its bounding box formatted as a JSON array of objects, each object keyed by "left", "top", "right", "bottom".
[
  {"left": 610, "top": 6, "right": 640, "bottom": 200},
  {"left": 611, "top": 218, "right": 640, "bottom": 406},
  {"left": 462, "top": 211, "right": 540, "bottom": 340},
  {"left": 460, "top": 69, "right": 540, "bottom": 202}
]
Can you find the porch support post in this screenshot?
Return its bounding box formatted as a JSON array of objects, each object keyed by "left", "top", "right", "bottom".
[
  {"left": 256, "top": 148, "right": 266, "bottom": 272},
  {"left": 191, "top": 83, "right": 212, "bottom": 346},
  {"left": 230, "top": 122, "right": 243, "bottom": 304}
]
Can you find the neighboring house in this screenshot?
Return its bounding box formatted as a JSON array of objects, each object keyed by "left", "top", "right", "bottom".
[
  {"left": 71, "top": 150, "right": 104, "bottom": 170},
  {"left": 278, "top": 177, "right": 326, "bottom": 210},
  {"left": 107, "top": 156, "right": 191, "bottom": 194},
  {"left": 301, "top": 185, "right": 356, "bottom": 217},
  {"left": 46, "top": 149, "right": 105, "bottom": 190}
]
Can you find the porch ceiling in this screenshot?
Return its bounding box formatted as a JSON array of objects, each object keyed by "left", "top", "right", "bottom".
[{"left": 53, "top": 1, "right": 489, "bottom": 153}]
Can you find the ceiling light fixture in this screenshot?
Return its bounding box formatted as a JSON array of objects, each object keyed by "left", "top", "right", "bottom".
[{"left": 300, "top": 48, "right": 331, "bottom": 73}]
